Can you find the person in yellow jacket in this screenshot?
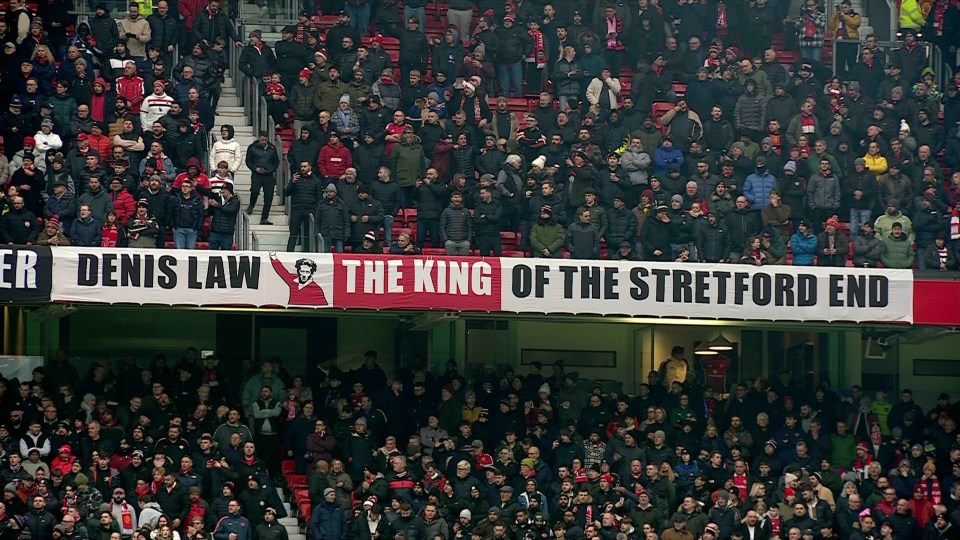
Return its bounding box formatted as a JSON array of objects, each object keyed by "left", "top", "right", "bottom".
[
  {"left": 863, "top": 141, "right": 889, "bottom": 180},
  {"left": 899, "top": 0, "right": 926, "bottom": 32},
  {"left": 829, "top": 0, "right": 863, "bottom": 75},
  {"left": 829, "top": 0, "right": 863, "bottom": 39}
]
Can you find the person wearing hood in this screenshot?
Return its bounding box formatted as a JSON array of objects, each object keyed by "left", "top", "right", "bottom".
[
  {"left": 531, "top": 204, "right": 565, "bottom": 258},
  {"left": 88, "top": 78, "right": 114, "bottom": 126},
  {"left": 288, "top": 125, "right": 322, "bottom": 176},
  {"left": 744, "top": 157, "right": 777, "bottom": 211},
  {"left": 432, "top": 27, "right": 465, "bottom": 81},
  {"left": 173, "top": 156, "right": 211, "bottom": 191},
  {"left": 209, "top": 125, "right": 242, "bottom": 174}
]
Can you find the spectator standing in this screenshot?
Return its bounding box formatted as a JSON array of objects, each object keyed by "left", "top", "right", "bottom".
[
  {"left": 206, "top": 181, "right": 240, "bottom": 250},
  {"left": 316, "top": 184, "right": 350, "bottom": 253},
  {"left": 245, "top": 132, "right": 280, "bottom": 225},
  {"left": 440, "top": 190, "right": 472, "bottom": 255},
  {"left": 285, "top": 161, "right": 322, "bottom": 252},
  {"left": 168, "top": 179, "right": 204, "bottom": 249}
]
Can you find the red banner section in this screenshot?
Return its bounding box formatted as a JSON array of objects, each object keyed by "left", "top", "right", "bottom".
[
  {"left": 332, "top": 254, "right": 502, "bottom": 312},
  {"left": 913, "top": 278, "right": 960, "bottom": 326}
]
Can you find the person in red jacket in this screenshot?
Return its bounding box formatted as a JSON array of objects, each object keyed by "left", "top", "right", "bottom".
[
  {"left": 108, "top": 177, "right": 136, "bottom": 225},
  {"left": 317, "top": 132, "right": 353, "bottom": 183},
  {"left": 115, "top": 61, "right": 146, "bottom": 121},
  {"left": 173, "top": 157, "right": 212, "bottom": 191}
]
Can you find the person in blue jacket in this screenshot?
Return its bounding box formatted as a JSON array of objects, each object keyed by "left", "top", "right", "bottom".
[
  {"left": 743, "top": 157, "right": 777, "bottom": 212},
  {"left": 309, "top": 488, "right": 347, "bottom": 540},
  {"left": 790, "top": 220, "right": 818, "bottom": 265},
  {"left": 214, "top": 500, "right": 252, "bottom": 540}
]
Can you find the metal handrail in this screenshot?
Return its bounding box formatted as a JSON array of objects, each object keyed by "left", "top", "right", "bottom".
[
  {"left": 251, "top": 230, "right": 260, "bottom": 250},
  {"left": 237, "top": 211, "right": 251, "bottom": 249},
  {"left": 315, "top": 231, "right": 327, "bottom": 253},
  {"left": 307, "top": 213, "right": 317, "bottom": 252}
]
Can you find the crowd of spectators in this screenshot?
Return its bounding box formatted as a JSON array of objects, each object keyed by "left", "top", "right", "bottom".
[
  {"left": 0, "top": 348, "right": 958, "bottom": 540},
  {"left": 0, "top": 0, "right": 958, "bottom": 263}
]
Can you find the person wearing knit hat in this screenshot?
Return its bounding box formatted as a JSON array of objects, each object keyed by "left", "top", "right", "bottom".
[
  {"left": 531, "top": 203, "right": 564, "bottom": 257},
  {"left": 39, "top": 215, "right": 69, "bottom": 246},
  {"left": 531, "top": 155, "right": 547, "bottom": 169},
  {"left": 249, "top": 29, "right": 262, "bottom": 41}
]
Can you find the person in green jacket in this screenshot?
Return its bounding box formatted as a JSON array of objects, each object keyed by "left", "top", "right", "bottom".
[
  {"left": 530, "top": 205, "right": 566, "bottom": 258},
  {"left": 390, "top": 126, "right": 425, "bottom": 208},
  {"left": 880, "top": 222, "right": 915, "bottom": 268}
]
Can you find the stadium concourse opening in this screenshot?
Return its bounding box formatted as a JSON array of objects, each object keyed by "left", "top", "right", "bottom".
[{"left": 16, "top": 303, "right": 957, "bottom": 410}]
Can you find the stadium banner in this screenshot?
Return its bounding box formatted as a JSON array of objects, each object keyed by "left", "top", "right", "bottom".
[
  {"left": 50, "top": 248, "right": 335, "bottom": 308},
  {"left": 46, "top": 249, "right": 916, "bottom": 323},
  {"left": 332, "top": 254, "right": 501, "bottom": 311},
  {"left": 499, "top": 259, "right": 915, "bottom": 323},
  {"left": 0, "top": 246, "right": 52, "bottom": 304}
]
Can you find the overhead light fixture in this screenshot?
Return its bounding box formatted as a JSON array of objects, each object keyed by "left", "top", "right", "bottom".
[
  {"left": 708, "top": 331, "right": 735, "bottom": 351},
  {"left": 694, "top": 340, "right": 718, "bottom": 355}
]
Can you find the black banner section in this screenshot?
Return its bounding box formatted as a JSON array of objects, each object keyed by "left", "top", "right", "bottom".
[{"left": 0, "top": 246, "right": 53, "bottom": 303}]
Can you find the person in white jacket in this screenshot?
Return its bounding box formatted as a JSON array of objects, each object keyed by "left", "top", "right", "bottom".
[
  {"left": 33, "top": 119, "right": 63, "bottom": 155},
  {"left": 585, "top": 68, "right": 622, "bottom": 112},
  {"left": 209, "top": 124, "right": 243, "bottom": 173},
  {"left": 141, "top": 81, "right": 174, "bottom": 131}
]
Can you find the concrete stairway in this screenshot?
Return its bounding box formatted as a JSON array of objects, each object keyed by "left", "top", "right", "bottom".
[{"left": 213, "top": 21, "right": 292, "bottom": 251}]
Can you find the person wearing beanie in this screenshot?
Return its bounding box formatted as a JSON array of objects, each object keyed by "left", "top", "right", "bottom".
[
  {"left": 531, "top": 204, "right": 565, "bottom": 258},
  {"left": 355, "top": 230, "right": 384, "bottom": 254},
  {"left": 36, "top": 215, "right": 70, "bottom": 246},
  {"left": 817, "top": 216, "right": 850, "bottom": 266},
  {"left": 239, "top": 29, "right": 276, "bottom": 82}
]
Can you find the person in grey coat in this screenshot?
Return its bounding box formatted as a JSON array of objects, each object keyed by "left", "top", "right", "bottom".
[
  {"left": 566, "top": 207, "right": 601, "bottom": 259},
  {"left": 316, "top": 184, "right": 350, "bottom": 252},
  {"left": 440, "top": 191, "right": 472, "bottom": 255}
]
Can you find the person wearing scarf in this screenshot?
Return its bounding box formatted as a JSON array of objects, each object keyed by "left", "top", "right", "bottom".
[{"left": 525, "top": 20, "right": 546, "bottom": 94}]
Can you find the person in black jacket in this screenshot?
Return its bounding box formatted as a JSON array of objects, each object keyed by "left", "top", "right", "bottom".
[
  {"left": 245, "top": 132, "right": 281, "bottom": 225},
  {"left": 192, "top": 0, "right": 241, "bottom": 49},
  {"left": 0, "top": 196, "right": 39, "bottom": 245},
  {"left": 205, "top": 181, "right": 240, "bottom": 250},
  {"left": 156, "top": 473, "right": 189, "bottom": 528},
  {"left": 238, "top": 30, "right": 276, "bottom": 81},
  {"left": 316, "top": 183, "right": 350, "bottom": 253},
  {"left": 495, "top": 15, "right": 532, "bottom": 98},
  {"left": 398, "top": 18, "right": 428, "bottom": 80},
  {"left": 288, "top": 126, "right": 322, "bottom": 174},
  {"left": 473, "top": 186, "right": 503, "bottom": 256},
  {"left": 415, "top": 168, "right": 449, "bottom": 249},
  {"left": 285, "top": 161, "right": 323, "bottom": 252},
  {"left": 349, "top": 186, "right": 385, "bottom": 249},
  {"left": 640, "top": 205, "right": 676, "bottom": 261},
  {"left": 147, "top": 1, "right": 179, "bottom": 65}
]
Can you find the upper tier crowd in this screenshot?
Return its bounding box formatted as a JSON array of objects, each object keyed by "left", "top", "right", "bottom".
[{"left": 0, "top": 0, "right": 959, "bottom": 264}]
